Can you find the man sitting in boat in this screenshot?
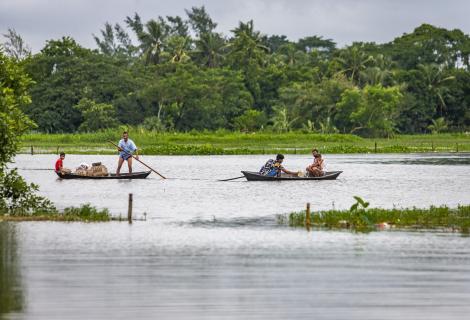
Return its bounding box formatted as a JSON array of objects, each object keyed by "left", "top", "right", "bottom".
[
  {"left": 116, "top": 131, "right": 139, "bottom": 175},
  {"left": 306, "top": 153, "right": 324, "bottom": 177},
  {"left": 259, "top": 154, "right": 296, "bottom": 177}
]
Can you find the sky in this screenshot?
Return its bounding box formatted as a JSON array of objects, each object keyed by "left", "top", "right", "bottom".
[{"left": 1, "top": 0, "right": 469, "bottom": 52}]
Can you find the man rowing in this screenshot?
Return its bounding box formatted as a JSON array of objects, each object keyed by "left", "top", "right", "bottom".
[
  {"left": 259, "top": 154, "right": 296, "bottom": 177},
  {"left": 116, "top": 131, "right": 139, "bottom": 175}
]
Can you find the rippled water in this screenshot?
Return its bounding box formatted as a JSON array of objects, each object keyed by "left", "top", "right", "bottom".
[{"left": 1, "top": 153, "right": 470, "bottom": 319}]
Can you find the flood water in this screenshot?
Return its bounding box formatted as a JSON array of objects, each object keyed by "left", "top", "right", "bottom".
[{"left": 1, "top": 153, "right": 470, "bottom": 319}]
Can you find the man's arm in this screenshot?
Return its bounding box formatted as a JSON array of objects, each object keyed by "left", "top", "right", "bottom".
[{"left": 281, "top": 167, "right": 295, "bottom": 175}]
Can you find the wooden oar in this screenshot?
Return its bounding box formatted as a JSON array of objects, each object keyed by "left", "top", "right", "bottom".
[
  {"left": 218, "top": 175, "right": 245, "bottom": 182},
  {"left": 108, "top": 141, "right": 166, "bottom": 179}
]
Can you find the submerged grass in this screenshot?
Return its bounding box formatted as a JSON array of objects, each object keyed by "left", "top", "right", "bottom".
[
  {"left": 279, "top": 205, "right": 470, "bottom": 233},
  {"left": 1, "top": 204, "right": 111, "bottom": 222},
  {"left": 19, "top": 131, "right": 470, "bottom": 155}
]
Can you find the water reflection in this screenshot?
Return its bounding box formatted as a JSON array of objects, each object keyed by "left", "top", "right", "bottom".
[{"left": 0, "top": 223, "right": 24, "bottom": 318}]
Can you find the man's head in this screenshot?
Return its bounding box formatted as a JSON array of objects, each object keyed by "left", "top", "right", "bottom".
[
  {"left": 122, "top": 131, "right": 129, "bottom": 141},
  {"left": 314, "top": 153, "right": 322, "bottom": 159},
  {"left": 60, "top": 152, "right": 65, "bottom": 160},
  {"left": 276, "top": 154, "right": 285, "bottom": 163},
  {"left": 312, "top": 148, "right": 319, "bottom": 156}
]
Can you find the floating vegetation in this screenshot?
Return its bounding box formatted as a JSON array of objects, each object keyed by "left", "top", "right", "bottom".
[
  {"left": 279, "top": 197, "right": 470, "bottom": 233},
  {"left": 1, "top": 204, "right": 111, "bottom": 222},
  {"left": 19, "top": 131, "right": 470, "bottom": 155}
]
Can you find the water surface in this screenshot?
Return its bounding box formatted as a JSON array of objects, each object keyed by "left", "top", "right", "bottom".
[{"left": 2, "top": 153, "right": 470, "bottom": 319}]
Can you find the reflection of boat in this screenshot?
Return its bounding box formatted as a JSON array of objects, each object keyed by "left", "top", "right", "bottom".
[
  {"left": 55, "top": 171, "right": 151, "bottom": 180},
  {"left": 241, "top": 171, "right": 342, "bottom": 181}
]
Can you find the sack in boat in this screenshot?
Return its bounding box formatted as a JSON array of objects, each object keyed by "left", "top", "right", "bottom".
[
  {"left": 90, "top": 164, "right": 108, "bottom": 177},
  {"left": 61, "top": 168, "right": 72, "bottom": 174},
  {"left": 75, "top": 168, "right": 87, "bottom": 176},
  {"left": 297, "top": 171, "right": 307, "bottom": 177}
]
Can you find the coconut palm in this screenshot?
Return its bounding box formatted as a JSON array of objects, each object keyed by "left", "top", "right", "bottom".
[
  {"left": 193, "top": 32, "right": 226, "bottom": 68},
  {"left": 226, "top": 20, "right": 269, "bottom": 69},
  {"left": 335, "top": 45, "right": 374, "bottom": 83},
  {"left": 418, "top": 63, "right": 455, "bottom": 116}
]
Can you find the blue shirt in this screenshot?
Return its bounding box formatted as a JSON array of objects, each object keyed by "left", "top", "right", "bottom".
[{"left": 118, "top": 139, "right": 137, "bottom": 158}]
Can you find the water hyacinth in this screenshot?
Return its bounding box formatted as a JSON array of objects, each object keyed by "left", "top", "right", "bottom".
[{"left": 280, "top": 204, "right": 470, "bottom": 233}]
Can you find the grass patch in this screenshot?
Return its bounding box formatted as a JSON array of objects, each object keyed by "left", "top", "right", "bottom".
[
  {"left": 19, "top": 131, "right": 470, "bottom": 155},
  {"left": 279, "top": 205, "right": 470, "bottom": 233},
  {"left": 1, "top": 204, "right": 111, "bottom": 222}
]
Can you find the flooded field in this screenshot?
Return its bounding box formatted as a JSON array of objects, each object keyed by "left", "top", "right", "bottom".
[{"left": 1, "top": 153, "right": 470, "bottom": 319}]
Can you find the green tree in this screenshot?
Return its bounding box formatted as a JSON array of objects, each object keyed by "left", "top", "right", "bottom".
[
  {"left": 185, "top": 6, "right": 217, "bottom": 37},
  {"left": 2, "top": 28, "right": 31, "bottom": 60},
  {"left": 0, "top": 50, "right": 55, "bottom": 214},
  {"left": 192, "top": 32, "right": 226, "bottom": 68},
  {"left": 93, "top": 22, "right": 136, "bottom": 57},
  {"left": 333, "top": 44, "right": 374, "bottom": 84},
  {"left": 74, "top": 98, "right": 119, "bottom": 132},
  {"left": 336, "top": 85, "right": 403, "bottom": 137},
  {"left": 227, "top": 20, "right": 269, "bottom": 104},
  {"left": 387, "top": 24, "right": 470, "bottom": 70},
  {"left": 233, "top": 109, "right": 267, "bottom": 132},
  {"left": 271, "top": 105, "right": 298, "bottom": 132}
]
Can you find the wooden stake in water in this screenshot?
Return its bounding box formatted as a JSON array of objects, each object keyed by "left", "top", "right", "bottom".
[
  {"left": 305, "top": 202, "right": 311, "bottom": 230},
  {"left": 31, "top": 145, "right": 34, "bottom": 155},
  {"left": 374, "top": 142, "right": 377, "bottom": 153},
  {"left": 128, "top": 193, "right": 133, "bottom": 224}
]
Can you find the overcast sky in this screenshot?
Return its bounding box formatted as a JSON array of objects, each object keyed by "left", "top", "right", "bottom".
[{"left": 1, "top": 0, "right": 469, "bottom": 52}]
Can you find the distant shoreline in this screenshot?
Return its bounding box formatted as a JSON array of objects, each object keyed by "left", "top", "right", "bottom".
[{"left": 19, "top": 132, "right": 470, "bottom": 155}]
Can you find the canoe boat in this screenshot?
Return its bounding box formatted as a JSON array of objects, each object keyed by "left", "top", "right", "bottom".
[
  {"left": 241, "top": 170, "right": 342, "bottom": 181},
  {"left": 55, "top": 171, "right": 151, "bottom": 180}
]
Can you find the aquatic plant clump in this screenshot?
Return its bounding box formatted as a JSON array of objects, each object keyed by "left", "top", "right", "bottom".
[
  {"left": 280, "top": 205, "right": 470, "bottom": 233},
  {"left": 1, "top": 204, "right": 111, "bottom": 222}
]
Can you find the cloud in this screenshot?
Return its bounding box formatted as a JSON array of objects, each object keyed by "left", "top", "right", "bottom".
[{"left": 1, "top": 0, "right": 469, "bottom": 52}]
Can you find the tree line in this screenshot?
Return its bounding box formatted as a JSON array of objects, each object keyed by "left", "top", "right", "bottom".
[{"left": 2, "top": 6, "right": 470, "bottom": 136}]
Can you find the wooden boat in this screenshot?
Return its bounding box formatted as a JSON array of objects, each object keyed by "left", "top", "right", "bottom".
[
  {"left": 241, "top": 170, "right": 342, "bottom": 181},
  {"left": 55, "top": 171, "right": 151, "bottom": 180}
]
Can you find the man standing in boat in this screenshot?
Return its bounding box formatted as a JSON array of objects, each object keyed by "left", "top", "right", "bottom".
[{"left": 116, "top": 131, "right": 139, "bottom": 175}]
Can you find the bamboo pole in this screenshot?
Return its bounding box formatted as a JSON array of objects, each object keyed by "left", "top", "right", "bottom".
[
  {"left": 128, "top": 193, "right": 133, "bottom": 224},
  {"left": 305, "top": 202, "right": 311, "bottom": 230}
]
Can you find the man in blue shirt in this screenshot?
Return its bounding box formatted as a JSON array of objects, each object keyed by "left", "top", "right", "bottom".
[{"left": 116, "top": 131, "right": 139, "bottom": 175}]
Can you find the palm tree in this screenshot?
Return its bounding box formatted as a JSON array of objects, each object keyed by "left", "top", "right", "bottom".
[
  {"left": 359, "top": 54, "right": 395, "bottom": 86},
  {"left": 193, "top": 32, "right": 226, "bottom": 67},
  {"left": 335, "top": 45, "right": 374, "bottom": 83},
  {"left": 126, "top": 14, "right": 169, "bottom": 65},
  {"left": 166, "top": 36, "right": 191, "bottom": 63},
  {"left": 277, "top": 43, "right": 306, "bottom": 65},
  {"left": 226, "top": 20, "right": 269, "bottom": 69},
  {"left": 418, "top": 63, "right": 455, "bottom": 116},
  {"left": 427, "top": 117, "right": 448, "bottom": 134}
]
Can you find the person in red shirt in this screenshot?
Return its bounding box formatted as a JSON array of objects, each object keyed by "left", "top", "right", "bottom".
[{"left": 55, "top": 152, "right": 65, "bottom": 172}]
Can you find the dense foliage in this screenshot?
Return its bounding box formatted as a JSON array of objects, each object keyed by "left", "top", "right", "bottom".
[
  {"left": 0, "top": 50, "right": 55, "bottom": 214},
  {"left": 3, "top": 7, "right": 470, "bottom": 136}
]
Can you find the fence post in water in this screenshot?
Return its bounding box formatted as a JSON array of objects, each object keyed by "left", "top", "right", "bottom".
[
  {"left": 305, "top": 202, "right": 311, "bottom": 230},
  {"left": 30, "top": 145, "right": 34, "bottom": 155},
  {"left": 374, "top": 142, "right": 377, "bottom": 153},
  {"left": 432, "top": 141, "right": 434, "bottom": 152},
  {"left": 456, "top": 143, "right": 459, "bottom": 153},
  {"left": 128, "top": 193, "right": 133, "bottom": 224}
]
